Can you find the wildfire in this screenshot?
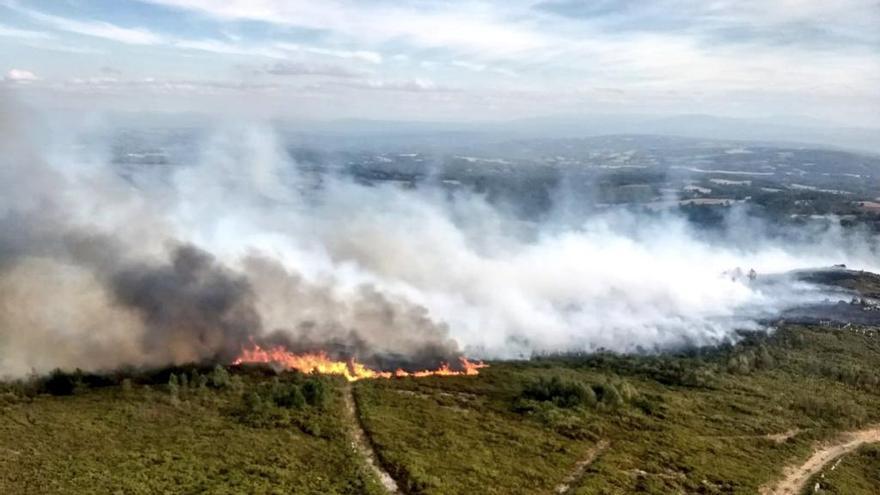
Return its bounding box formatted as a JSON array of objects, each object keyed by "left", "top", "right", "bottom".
[{"left": 232, "top": 345, "right": 488, "bottom": 382}]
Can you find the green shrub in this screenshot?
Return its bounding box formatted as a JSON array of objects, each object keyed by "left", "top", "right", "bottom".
[
  {"left": 302, "top": 379, "right": 327, "bottom": 408},
  {"left": 273, "top": 383, "right": 306, "bottom": 409},
  {"left": 792, "top": 395, "right": 868, "bottom": 428},
  {"left": 167, "top": 373, "right": 179, "bottom": 399},
  {"left": 210, "top": 365, "right": 231, "bottom": 389},
  {"left": 520, "top": 376, "right": 596, "bottom": 408},
  {"left": 596, "top": 383, "right": 623, "bottom": 408}
]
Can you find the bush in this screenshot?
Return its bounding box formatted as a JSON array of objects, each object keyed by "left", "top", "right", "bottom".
[
  {"left": 595, "top": 383, "right": 624, "bottom": 408},
  {"left": 792, "top": 395, "right": 868, "bottom": 428},
  {"left": 210, "top": 365, "right": 231, "bottom": 389},
  {"left": 43, "top": 369, "right": 78, "bottom": 396},
  {"left": 237, "top": 391, "right": 274, "bottom": 427},
  {"left": 273, "top": 382, "right": 306, "bottom": 409},
  {"left": 167, "top": 373, "right": 180, "bottom": 400},
  {"left": 302, "top": 379, "right": 327, "bottom": 408},
  {"left": 520, "top": 376, "right": 596, "bottom": 408},
  {"left": 229, "top": 375, "right": 245, "bottom": 395}
]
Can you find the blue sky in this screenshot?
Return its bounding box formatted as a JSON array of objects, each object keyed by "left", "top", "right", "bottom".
[{"left": 1, "top": 0, "right": 878, "bottom": 125}]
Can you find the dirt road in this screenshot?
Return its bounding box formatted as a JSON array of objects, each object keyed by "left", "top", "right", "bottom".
[
  {"left": 554, "top": 439, "right": 610, "bottom": 494},
  {"left": 341, "top": 384, "right": 401, "bottom": 494},
  {"left": 760, "top": 426, "right": 880, "bottom": 495}
]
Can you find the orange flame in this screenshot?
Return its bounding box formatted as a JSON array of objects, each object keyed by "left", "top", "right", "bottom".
[{"left": 232, "top": 345, "right": 488, "bottom": 382}]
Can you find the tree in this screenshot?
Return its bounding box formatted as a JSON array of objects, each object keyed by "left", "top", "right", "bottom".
[
  {"left": 210, "top": 365, "right": 231, "bottom": 389},
  {"left": 168, "top": 373, "right": 180, "bottom": 399}
]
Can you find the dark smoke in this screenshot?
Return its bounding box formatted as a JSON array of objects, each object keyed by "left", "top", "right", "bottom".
[
  {"left": 0, "top": 98, "right": 461, "bottom": 377},
  {"left": 241, "top": 255, "right": 460, "bottom": 369},
  {"left": 107, "top": 244, "right": 261, "bottom": 364}
]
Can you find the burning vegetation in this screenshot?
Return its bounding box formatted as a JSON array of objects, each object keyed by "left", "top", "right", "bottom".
[{"left": 232, "top": 344, "right": 487, "bottom": 381}]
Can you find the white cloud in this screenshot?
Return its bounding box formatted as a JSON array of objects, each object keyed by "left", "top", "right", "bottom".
[
  {"left": 172, "top": 38, "right": 285, "bottom": 58},
  {"left": 23, "top": 9, "right": 165, "bottom": 45},
  {"left": 3, "top": 0, "right": 877, "bottom": 125},
  {"left": 0, "top": 24, "right": 54, "bottom": 40},
  {"left": 319, "top": 77, "right": 456, "bottom": 93},
  {"left": 4, "top": 69, "right": 39, "bottom": 82},
  {"left": 262, "top": 61, "right": 364, "bottom": 78},
  {"left": 143, "top": 0, "right": 549, "bottom": 57},
  {"left": 275, "top": 43, "right": 382, "bottom": 64}
]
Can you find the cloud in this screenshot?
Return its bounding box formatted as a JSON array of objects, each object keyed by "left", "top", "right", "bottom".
[
  {"left": 0, "top": 23, "right": 54, "bottom": 40},
  {"left": 275, "top": 43, "right": 383, "bottom": 64},
  {"left": 2, "top": 0, "right": 877, "bottom": 125},
  {"left": 262, "top": 61, "right": 364, "bottom": 78},
  {"left": 22, "top": 9, "right": 165, "bottom": 45},
  {"left": 321, "top": 77, "right": 456, "bottom": 93},
  {"left": 172, "top": 38, "right": 285, "bottom": 58},
  {"left": 142, "top": 0, "right": 549, "bottom": 56},
  {"left": 4, "top": 69, "right": 39, "bottom": 82}
]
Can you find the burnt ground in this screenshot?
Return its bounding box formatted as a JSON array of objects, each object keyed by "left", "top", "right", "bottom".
[{"left": 779, "top": 268, "right": 880, "bottom": 326}]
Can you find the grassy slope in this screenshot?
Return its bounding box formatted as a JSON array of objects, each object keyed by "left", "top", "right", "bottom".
[
  {"left": 808, "top": 444, "right": 880, "bottom": 494},
  {"left": 356, "top": 325, "right": 880, "bottom": 494},
  {"left": 0, "top": 376, "right": 383, "bottom": 495},
  {"left": 2, "top": 324, "right": 880, "bottom": 494}
]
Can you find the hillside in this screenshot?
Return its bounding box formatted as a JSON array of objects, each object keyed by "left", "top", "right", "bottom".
[{"left": 3, "top": 316, "right": 880, "bottom": 494}]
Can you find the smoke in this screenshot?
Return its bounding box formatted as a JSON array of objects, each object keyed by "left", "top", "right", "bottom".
[{"left": 1, "top": 97, "right": 878, "bottom": 377}]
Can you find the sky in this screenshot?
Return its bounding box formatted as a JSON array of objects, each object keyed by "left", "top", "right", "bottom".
[{"left": 1, "top": 0, "right": 878, "bottom": 125}]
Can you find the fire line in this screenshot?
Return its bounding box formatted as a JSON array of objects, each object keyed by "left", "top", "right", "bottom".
[{"left": 232, "top": 344, "right": 488, "bottom": 381}]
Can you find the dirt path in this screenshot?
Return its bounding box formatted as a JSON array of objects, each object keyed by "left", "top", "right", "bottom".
[
  {"left": 760, "top": 426, "right": 880, "bottom": 495},
  {"left": 553, "top": 439, "right": 610, "bottom": 494},
  {"left": 341, "top": 384, "right": 402, "bottom": 494}
]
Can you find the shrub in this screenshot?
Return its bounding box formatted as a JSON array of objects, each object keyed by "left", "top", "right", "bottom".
[
  {"left": 302, "top": 379, "right": 327, "bottom": 407},
  {"left": 727, "top": 354, "right": 752, "bottom": 374},
  {"left": 43, "top": 369, "right": 78, "bottom": 396},
  {"left": 520, "top": 376, "right": 596, "bottom": 408},
  {"left": 229, "top": 375, "right": 244, "bottom": 394},
  {"left": 237, "top": 391, "right": 273, "bottom": 427},
  {"left": 211, "top": 365, "right": 231, "bottom": 389},
  {"left": 596, "top": 383, "right": 624, "bottom": 408},
  {"left": 273, "top": 382, "right": 306, "bottom": 409},
  {"left": 167, "top": 373, "right": 179, "bottom": 399},
  {"left": 792, "top": 395, "right": 868, "bottom": 428}
]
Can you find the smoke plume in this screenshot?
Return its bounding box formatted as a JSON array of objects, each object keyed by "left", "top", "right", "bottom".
[{"left": 1, "top": 97, "right": 878, "bottom": 377}]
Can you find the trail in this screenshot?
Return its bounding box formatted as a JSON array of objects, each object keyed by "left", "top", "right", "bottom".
[
  {"left": 341, "top": 384, "right": 402, "bottom": 494},
  {"left": 760, "top": 426, "right": 880, "bottom": 495},
  {"left": 554, "top": 439, "right": 610, "bottom": 494}
]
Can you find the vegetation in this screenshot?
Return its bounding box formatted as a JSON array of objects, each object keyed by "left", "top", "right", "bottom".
[
  {"left": 0, "top": 365, "right": 384, "bottom": 495},
  {"left": 354, "top": 324, "right": 880, "bottom": 494},
  {"left": 4, "top": 322, "right": 880, "bottom": 493},
  {"left": 809, "top": 445, "right": 880, "bottom": 494}
]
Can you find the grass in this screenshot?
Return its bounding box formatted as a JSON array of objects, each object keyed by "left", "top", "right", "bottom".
[
  {"left": 354, "top": 324, "right": 880, "bottom": 494},
  {"left": 0, "top": 372, "right": 384, "bottom": 495},
  {"left": 809, "top": 444, "right": 880, "bottom": 494},
  {"left": 3, "top": 323, "right": 880, "bottom": 494}
]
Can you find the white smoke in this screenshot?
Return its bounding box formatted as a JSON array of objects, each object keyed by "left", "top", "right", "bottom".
[{"left": 1, "top": 103, "right": 877, "bottom": 376}]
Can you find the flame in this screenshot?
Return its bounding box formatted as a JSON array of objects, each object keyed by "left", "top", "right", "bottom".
[{"left": 232, "top": 344, "right": 488, "bottom": 381}]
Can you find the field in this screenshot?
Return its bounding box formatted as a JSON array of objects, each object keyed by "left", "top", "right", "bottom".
[
  {"left": 0, "top": 370, "right": 384, "bottom": 495},
  {"left": 3, "top": 321, "right": 880, "bottom": 494}
]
